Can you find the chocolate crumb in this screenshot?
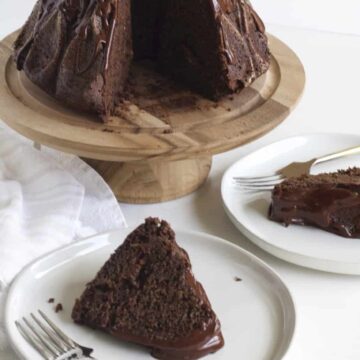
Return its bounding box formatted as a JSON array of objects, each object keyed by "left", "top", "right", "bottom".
[
  {"left": 163, "top": 128, "right": 174, "bottom": 134},
  {"left": 234, "top": 277, "right": 242, "bottom": 282},
  {"left": 227, "top": 108, "right": 232, "bottom": 112},
  {"left": 48, "top": 298, "right": 55, "bottom": 303},
  {"left": 55, "top": 303, "right": 63, "bottom": 313}
]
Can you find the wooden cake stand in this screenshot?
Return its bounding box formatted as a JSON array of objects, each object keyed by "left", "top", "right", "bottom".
[{"left": 0, "top": 31, "right": 305, "bottom": 203}]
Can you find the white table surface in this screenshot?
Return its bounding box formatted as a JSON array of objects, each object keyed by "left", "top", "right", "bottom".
[
  {"left": 253, "top": 0, "right": 360, "bottom": 36},
  {"left": 2, "top": 2, "right": 360, "bottom": 360}
]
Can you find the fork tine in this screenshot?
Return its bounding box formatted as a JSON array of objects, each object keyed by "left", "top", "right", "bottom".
[
  {"left": 38, "top": 310, "right": 77, "bottom": 349},
  {"left": 233, "top": 174, "right": 283, "bottom": 182},
  {"left": 240, "top": 186, "right": 275, "bottom": 192},
  {"left": 15, "top": 321, "right": 52, "bottom": 360},
  {"left": 22, "top": 317, "right": 60, "bottom": 358},
  {"left": 234, "top": 181, "right": 282, "bottom": 188},
  {"left": 31, "top": 313, "right": 70, "bottom": 353},
  {"left": 233, "top": 176, "right": 284, "bottom": 185},
  {"left": 236, "top": 179, "right": 283, "bottom": 190}
]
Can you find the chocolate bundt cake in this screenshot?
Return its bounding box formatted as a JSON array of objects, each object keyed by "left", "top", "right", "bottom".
[
  {"left": 269, "top": 168, "right": 360, "bottom": 238},
  {"left": 13, "top": 0, "right": 270, "bottom": 120},
  {"left": 13, "top": 0, "right": 132, "bottom": 120},
  {"left": 72, "top": 218, "right": 224, "bottom": 359}
]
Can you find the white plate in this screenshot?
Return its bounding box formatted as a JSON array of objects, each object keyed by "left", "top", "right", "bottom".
[
  {"left": 5, "top": 229, "right": 295, "bottom": 360},
  {"left": 222, "top": 133, "right": 360, "bottom": 275}
]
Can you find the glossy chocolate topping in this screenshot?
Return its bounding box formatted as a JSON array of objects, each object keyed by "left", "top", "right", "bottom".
[
  {"left": 15, "top": 0, "right": 116, "bottom": 77},
  {"left": 107, "top": 267, "right": 224, "bottom": 359},
  {"left": 14, "top": 0, "right": 56, "bottom": 69},
  {"left": 73, "top": 0, "right": 117, "bottom": 75},
  {"left": 110, "top": 315, "right": 224, "bottom": 360},
  {"left": 13, "top": 0, "right": 132, "bottom": 118},
  {"left": 269, "top": 168, "right": 360, "bottom": 238},
  {"left": 211, "top": 0, "right": 269, "bottom": 86},
  {"left": 150, "top": 320, "right": 224, "bottom": 360}
]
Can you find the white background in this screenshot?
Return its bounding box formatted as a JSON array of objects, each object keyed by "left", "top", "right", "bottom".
[
  {"left": 253, "top": 0, "right": 360, "bottom": 35},
  {"left": 1, "top": 1, "right": 360, "bottom": 360},
  {"left": 1, "top": 0, "right": 360, "bottom": 38}
]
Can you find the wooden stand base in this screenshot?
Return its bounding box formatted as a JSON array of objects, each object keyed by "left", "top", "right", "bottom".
[{"left": 84, "top": 157, "right": 212, "bottom": 204}]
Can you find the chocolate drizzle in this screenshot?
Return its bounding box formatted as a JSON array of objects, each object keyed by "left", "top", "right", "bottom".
[
  {"left": 109, "top": 317, "right": 224, "bottom": 360},
  {"left": 59, "top": 0, "right": 83, "bottom": 23},
  {"left": 74, "top": 0, "right": 117, "bottom": 76},
  {"left": 14, "top": 0, "right": 58, "bottom": 69},
  {"left": 269, "top": 168, "right": 360, "bottom": 238},
  {"left": 219, "top": 25, "right": 235, "bottom": 64},
  {"left": 15, "top": 0, "right": 117, "bottom": 79},
  {"left": 150, "top": 320, "right": 224, "bottom": 359},
  {"left": 210, "top": 0, "right": 269, "bottom": 85}
]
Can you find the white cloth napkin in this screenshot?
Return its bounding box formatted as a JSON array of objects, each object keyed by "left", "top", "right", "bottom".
[{"left": 0, "top": 123, "right": 127, "bottom": 359}]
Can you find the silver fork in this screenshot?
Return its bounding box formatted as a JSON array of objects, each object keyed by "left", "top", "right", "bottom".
[
  {"left": 15, "top": 310, "right": 95, "bottom": 360},
  {"left": 233, "top": 145, "right": 360, "bottom": 191}
]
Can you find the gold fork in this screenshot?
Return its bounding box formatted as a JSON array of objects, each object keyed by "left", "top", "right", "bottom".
[{"left": 233, "top": 145, "right": 360, "bottom": 191}]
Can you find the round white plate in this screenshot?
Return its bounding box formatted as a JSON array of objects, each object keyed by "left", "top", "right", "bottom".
[
  {"left": 6, "top": 229, "right": 295, "bottom": 360},
  {"left": 222, "top": 133, "right": 360, "bottom": 275}
]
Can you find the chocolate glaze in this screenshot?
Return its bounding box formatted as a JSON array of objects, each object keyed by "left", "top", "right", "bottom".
[
  {"left": 151, "top": 321, "right": 224, "bottom": 360},
  {"left": 218, "top": 25, "right": 235, "bottom": 64},
  {"left": 16, "top": 0, "right": 117, "bottom": 76},
  {"left": 109, "top": 319, "right": 224, "bottom": 360},
  {"left": 15, "top": 0, "right": 58, "bottom": 69},
  {"left": 73, "top": 0, "right": 117, "bottom": 75},
  {"left": 269, "top": 169, "right": 360, "bottom": 238},
  {"left": 106, "top": 270, "right": 224, "bottom": 359},
  {"left": 13, "top": 0, "right": 132, "bottom": 118},
  {"left": 211, "top": 0, "right": 269, "bottom": 79}
]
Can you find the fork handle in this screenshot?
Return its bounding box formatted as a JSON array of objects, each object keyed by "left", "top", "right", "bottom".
[{"left": 314, "top": 145, "right": 360, "bottom": 166}]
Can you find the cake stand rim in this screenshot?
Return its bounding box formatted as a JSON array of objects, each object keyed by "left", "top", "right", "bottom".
[{"left": 0, "top": 31, "right": 305, "bottom": 162}]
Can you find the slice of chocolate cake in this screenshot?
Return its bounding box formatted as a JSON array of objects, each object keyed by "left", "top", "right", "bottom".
[
  {"left": 269, "top": 168, "right": 360, "bottom": 238},
  {"left": 72, "top": 218, "right": 224, "bottom": 359},
  {"left": 13, "top": 0, "right": 133, "bottom": 120}
]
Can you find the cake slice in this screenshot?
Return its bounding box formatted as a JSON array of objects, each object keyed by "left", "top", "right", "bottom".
[
  {"left": 72, "top": 218, "right": 224, "bottom": 359},
  {"left": 151, "top": 0, "right": 271, "bottom": 99},
  {"left": 269, "top": 168, "right": 360, "bottom": 238},
  {"left": 13, "top": 0, "right": 133, "bottom": 120}
]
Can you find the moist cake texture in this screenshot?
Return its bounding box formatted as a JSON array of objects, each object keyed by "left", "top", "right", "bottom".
[
  {"left": 154, "top": 0, "right": 271, "bottom": 99},
  {"left": 269, "top": 168, "right": 360, "bottom": 238},
  {"left": 13, "top": 0, "right": 270, "bottom": 120},
  {"left": 72, "top": 218, "right": 224, "bottom": 359}
]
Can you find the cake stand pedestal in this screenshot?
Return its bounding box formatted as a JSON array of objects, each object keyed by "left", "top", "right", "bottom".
[
  {"left": 84, "top": 157, "right": 212, "bottom": 203},
  {"left": 0, "top": 31, "right": 305, "bottom": 204}
]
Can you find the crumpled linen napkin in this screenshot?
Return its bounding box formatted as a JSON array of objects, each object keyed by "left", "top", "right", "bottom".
[{"left": 0, "top": 123, "right": 127, "bottom": 359}]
